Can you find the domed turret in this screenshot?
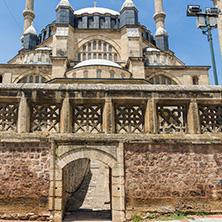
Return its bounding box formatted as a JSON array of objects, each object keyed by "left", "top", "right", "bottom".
[
  {"left": 56, "top": 0, "right": 73, "bottom": 11},
  {"left": 120, "top": 0, "right": 138, "bottom": 28},
  {"left": 121, "top": 0, "right": 136, "bottom": 11},
  {"left": 24, "top": 25, "right": 37, "bottom": 36},
  {"left": 56, "top": 0, "right": 74, "bottom": 27},
  {"left": 23, "top": 24, "right": 37, "bottom": 50}
]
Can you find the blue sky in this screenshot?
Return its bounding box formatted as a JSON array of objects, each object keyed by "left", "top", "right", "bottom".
[{"left": 0, "top": 0, "right": 221, "bottom": 84}]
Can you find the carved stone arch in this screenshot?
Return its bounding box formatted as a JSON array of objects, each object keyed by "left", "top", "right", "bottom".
[
  {"left": 13, "top": 73, "right": 50, "bottom": 83},
  {"left": 57, "top": 147, "right": 117, "bottom": 169},
  {"left": 147, "top": 72, "right": 182, "bottom": 85},
  {"left": 74, "top": 35, "right": 121, "bottom": 59},
  {"left": 50, "top": 144, "right": 125, "bottom": 222}
]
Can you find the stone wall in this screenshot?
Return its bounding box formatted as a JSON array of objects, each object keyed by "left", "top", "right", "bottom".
[
  {"left": 125, "top": 143, "right": 222, "bottom": 218},
  {"left": 0, "top": 142, "right": 50, "bottom": 221}
]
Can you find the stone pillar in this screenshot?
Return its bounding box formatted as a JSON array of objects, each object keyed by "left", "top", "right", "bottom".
[
  {"left": 111, "top": 143, "right": 125, "bottom": 222},
  {"left": 145, "top": 98, "right": 155, "bottom": 133},
  {"left": 187, "top": 99, "right": 201, "bottom": 134},
  {"left": 103, "top": 98, "right": 113, "bottom": 133},
  {"left": 23, "top": 0, "right": 35, "bottom": 33},
  {"left": 49, "top": 142, "right": 64, "bottom": 222},
  {"left": 60, "top": 96, "right": 72, "bottom": 133},
  {"left": 17, "top": 96, "right": 30, "bottom": 133}
]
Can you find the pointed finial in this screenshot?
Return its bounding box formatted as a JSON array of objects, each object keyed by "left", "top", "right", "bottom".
[{"left": 94, "top": 1, "right": 97, "bottom": 7}]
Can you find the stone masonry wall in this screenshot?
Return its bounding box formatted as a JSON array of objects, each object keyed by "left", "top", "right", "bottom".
[
  {"left": 125, "top": 143, "right": 222, "bottom": 219},
  {"left": 0, "top": 142, "right": 50, "bottom": 221}
]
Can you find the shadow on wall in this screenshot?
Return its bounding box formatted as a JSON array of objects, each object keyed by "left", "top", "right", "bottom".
[{"left": 65, "top": 171, "right": 92, "bottom": 212}]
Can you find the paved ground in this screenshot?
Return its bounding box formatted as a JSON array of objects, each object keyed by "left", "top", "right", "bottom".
[
  {"left": 1, "top": 215, "right": 222, "bottom": 222},
  {"left": 150, "top": 215, "right": 222, "bottom": 222}
]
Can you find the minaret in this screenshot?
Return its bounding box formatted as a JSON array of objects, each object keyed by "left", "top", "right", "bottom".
[
  {"left": 153, "top": 0, "right": 169, "bottom": 51},
  {"left": 23, "top": 0, "right": 35, "bottom": 33}
]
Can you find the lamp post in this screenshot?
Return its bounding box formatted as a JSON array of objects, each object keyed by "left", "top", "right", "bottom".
[{"left": 187, "top": 5, "right": 220, "bottom": 85}]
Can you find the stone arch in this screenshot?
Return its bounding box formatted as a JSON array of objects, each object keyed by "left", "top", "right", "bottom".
[
  {"left": 50, "top": 144, "right": 125, "bottom": 222},
  {"left": 147, "top": 72, "right": 182, "bottom": 85},
  {"left": 57, "top": 147, "right": 117, "bottom": 170},
  {"left": 13, "top": 73, "right": 50, "bottom": 83},
  {"left": 74, "top": 35, "right": 121, "bottom": 60}
]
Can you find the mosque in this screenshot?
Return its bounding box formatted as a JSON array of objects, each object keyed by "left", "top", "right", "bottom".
[
  {"left": 0, "top": 0, "right": 210, "bottom": 85},
  {"left": 1, "top": 1, "right": 222, "bottom": 222}
]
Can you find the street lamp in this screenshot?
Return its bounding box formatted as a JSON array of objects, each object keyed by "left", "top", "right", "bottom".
[{"left": 187, "top": 5, "right": 221, "bottom": 85}]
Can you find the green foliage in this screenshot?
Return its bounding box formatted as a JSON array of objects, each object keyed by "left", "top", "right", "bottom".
[
  {"left": 132, "top": 215, "right": 143, "bottom": 222},
  {"left": 196, "top": 211, "right": 209, "bottom": 217}
]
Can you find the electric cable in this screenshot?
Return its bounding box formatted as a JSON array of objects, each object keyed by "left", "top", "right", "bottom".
[{"left": 2, "top": 0, "right": 23, "bottom": 33}]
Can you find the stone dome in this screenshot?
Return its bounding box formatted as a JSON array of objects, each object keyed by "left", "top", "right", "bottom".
[
  {"left": 24, "top": 25, "right": 37, "bottom": 36},
  {"left": 121, "top": 0, "right": 136, "bottom": 10},
  {"left": 74, "top": 7, "right": 119, "bottom": 16},
  {"left": 74, "top": 59, "right": 122, "bottom": 69}
]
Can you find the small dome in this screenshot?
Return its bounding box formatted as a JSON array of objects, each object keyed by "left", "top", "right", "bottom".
[
  {"left": 74, "top": 59, "right": 122, "bottom": 69},
  {"left": 146, "top": 48, "right": 160, "bottom": 52},
  {"left": 121, "top": 0, "right": 136, "bottom": 11},
  {"left": 35, "top": 46, "right": 52, "bottom": 51},
  {"left": 75, "top": 7, "right": 119, "bottom": 16},
  {"left": 155, "top": 27, "right": 168, "bottom": 36},
  {"left": 56, "top": 0, "right": 73, "bottom": 10},
  {"left": 24, "top": 25, "right": 37, "bottom": 36}
]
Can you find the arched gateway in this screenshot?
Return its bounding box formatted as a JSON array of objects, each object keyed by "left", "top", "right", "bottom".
[{"left": 49, "top": 142, "right": 125, "bottom": 222}]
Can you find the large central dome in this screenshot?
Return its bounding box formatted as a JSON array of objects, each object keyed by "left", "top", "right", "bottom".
[{"left": 74, "top": 7, "right": 120, "bottom": 16}]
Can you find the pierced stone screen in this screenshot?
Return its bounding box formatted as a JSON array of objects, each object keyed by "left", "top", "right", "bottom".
[
  {"left": 157, "top": 104, "right": 187, "bottom": 133},
  {"left": 73, "top": 104, "right": 103, "bottom": 133},
  {"left": 115, "top": 104, "right": 145, "bottom": 133},
  {"left": 199, "top": 105, "right": 222, "bottom": 133},
  {"left": 31, "top": 104, "right": 61, "bottom": 132},
  {"left": 0, "top": 103, "right": 18, "bottom": 131}
]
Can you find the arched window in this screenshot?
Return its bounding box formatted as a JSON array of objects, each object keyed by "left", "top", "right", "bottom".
[
  {"left": 29, "top": 76, "right": 33, "bottom": 83},
  {"left": 18, "top": 75, "right": 47, "bottom": 83},
  {"left": 77, "top": 40, "right": 118, "bottom": 62},
  {"left": 192, "top": 76, "right": 199, "bottom": 85},
  {"left": 84, "top": 71, "right": 88, "bottom": 78},
  {"left": 73, "top": 73, "right": 76, "bottom": 78},
  {"left": 93, "top": 41, "right": 97, "bottom": 50},
  {"left": 103, "top": 43, "right": 107, "bottom": 52},
  {"left": 78, "top": 18, "right": 82, "bottom": 28},
  {"left": 97, "top": 70, "right": 102, "bottom": 78},
  {"left": 148, "top": 75, "right": 177, "bottom": 85},
  {"left": 35, "top": 76, "right": 39, "bottom": 83},
  {"left": 100, "top": 18, "right": 105, "bottom": 29},
  {"left": 78, "top": 53, "right": 81, "bottom": 61},
  {"left": 111, "top": 19, "right": 116, "bottom": 29},
  {"left": 98, "top": 41, "right": 102, "bottom": 50},
  {"left": 88, "top": 42, "right": 91, "bottom": 52},
  {"left": 110, "top": 71, "right": 114, "bottom": 78},
  {"left": 83, "top": 53, "right": 86, "bottom": 61},
  {"left": 121, "top": 74, "right": 125, "bottom": 79},
  {"left": 89, "top": 18, "right": 93, "bottom": 28},
  {"left": 114, "top": 53, "right": 118, "bottom": 62}
]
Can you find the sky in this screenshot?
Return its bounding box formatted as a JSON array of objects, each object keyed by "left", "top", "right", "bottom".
[{"left": 0, "top": 0, "right": 221, "bottom": 85}]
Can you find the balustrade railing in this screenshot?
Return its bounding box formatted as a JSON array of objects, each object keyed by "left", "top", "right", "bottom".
[{"left": 0, "top": 98, "right": 221, "bottom": 134}]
